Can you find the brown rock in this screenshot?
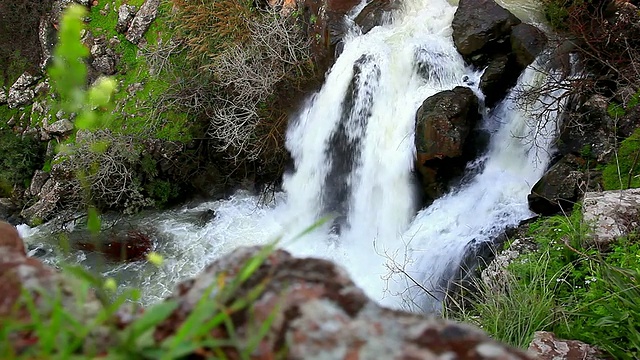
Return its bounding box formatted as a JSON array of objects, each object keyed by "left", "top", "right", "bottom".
[
  {"left": 154, "top": 246, "right": 531, "bottom": 359},
  {"left": 528, "top": 331, "right": 603, "bottom": 359}
]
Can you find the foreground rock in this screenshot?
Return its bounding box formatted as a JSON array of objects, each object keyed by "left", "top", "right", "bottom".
[
  {"left": 155, "top": 245, "right": 530, "bottom": 359},
  {"left": 528, "top": 331, "right": 602, "bottom": 359},
  {"left": 415, "top": 86, "right": 481, "bottom": 202},
  {"left": 0, "top": 221, "right": 531, "bottom": 358},
  {"left": 583, "top": 188, "right": 640, "bottom": 246}
]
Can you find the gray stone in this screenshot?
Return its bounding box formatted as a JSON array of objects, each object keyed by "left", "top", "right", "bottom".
[
  {"left": 0, "top": 87, "right": 6, "bottom": 105},
  {"left": 21, "top": 179, "right": 63, "bottom": 224},
  {"left": 117, "top": 4, "right": 137, "bottom": 34},
  {"left": 45, "top": 119, "right": 74, "bottom": 136},
  {"left": 528, "top": 331, "right": 602, "bottom": 359},
  {"left": 583, "top": 189, "right": 640, "bottom": 246},
  {"left": 92, "top": 55, "right": 117, "bottom": 75},
  {"left": 481, "top": 237, "right": 537, "bottom": 292},
  {"left": 74, "top": 0, "right": 90, "bottom": 6},
  {"left": 451, "top": 0, "right": 521, "bottom": 66},
  {"left": 8, "top": 73, "right": 40, "bottom": 109},
  {"left": 125, "top": 0, "right": 159, "bottom": 45},
  {"left": 28, "top": 171, "right": 50, "bottom": 198},
  {"left": 34, "top": 81, "right": 50, "bottom": 96}
]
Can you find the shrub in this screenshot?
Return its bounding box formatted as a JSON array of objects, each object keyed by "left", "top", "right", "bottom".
[
  {"left": 169, "top": 0, "right": 318, "bottom": 182},
  {"left": 0, "top": 129, "right": 45, "bottom": 197}
]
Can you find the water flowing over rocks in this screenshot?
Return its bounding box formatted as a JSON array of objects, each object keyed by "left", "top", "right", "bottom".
[
  {"left": 527, "top": 154, "right": 586, "bottom": 215},
  {"left": 0, "top": 223, "right": 532, "bottom": 358},
  {"left": 451, "top": 0, "right": 546, "bottom": 106},
  {"left": 415, "top": 86, "right": 481, "bottom": 202},
  {"left": 583, "top": 189, "right": 640, "bottom": 246},
  {"left": 354, "top": 0, "right": 400, "bottom": 35}
]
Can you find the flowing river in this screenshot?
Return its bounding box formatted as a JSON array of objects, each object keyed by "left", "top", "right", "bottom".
[{"left": 19, "top": 0, "right": 565, "bottom": 312}]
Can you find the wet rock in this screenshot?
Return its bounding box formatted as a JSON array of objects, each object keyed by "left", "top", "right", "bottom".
[
  {"left": 154, "top": 246, "right": 530, "bottom": 359},
  {"left": 528, "top": 331, "right": 602, "bottom": 359},
  {"left": 451, "top": 0, "right": 521, "bottom": 67},
  {"left": 195, "top": 209, "right": 217, "bottom": 226},
  {"left": 44, "top": 119, "right": 74, "bottom": 136},
  {"left": 8, "top": 73, "right": 40, "bottom": 109},
  {"left": 528, "top": 154, "right": 586, "bottom": 215},
  {"left": 583, "top": 188, "right": 640, "bottom": 246},
  {"left": 415, "top": 86, "right": 481, "bottom": 201},
  {"left": 510, "top": 23, "right": 547, "bottom": 68},
  {"left": 75, "top": 230, "right": 153, "bottom": 262},
  {"left": 479, "top": 54, "right": 521, "bottom": 107},
  {"left": 354, "top": 0, "right": 400, "bottom": 35},
  {"left": 117, "top": 4, "right": 137, "bottom": 33},
  {"left": 125, "top": 0, "right": 160, "bottom": 45}
]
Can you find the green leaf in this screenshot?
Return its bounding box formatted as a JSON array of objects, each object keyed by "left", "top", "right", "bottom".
[
  {"left": 87, "top": 207, "right": 101, "bottom": 234},
  {"left": 128, "top": 301, "right": 178, "bottom": 341}
]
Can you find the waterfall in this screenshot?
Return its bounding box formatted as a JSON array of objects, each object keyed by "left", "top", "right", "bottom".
[{"left": 19, "top": 0, "right": 566, "bottom": 310}]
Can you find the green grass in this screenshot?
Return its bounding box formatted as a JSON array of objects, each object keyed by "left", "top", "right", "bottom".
[
  {"left": 0, "top": 244, "right": 280, "bottom": 359},
  {"left": 446, "top": 209, "right": 640, "bottom": 357},
  {"left": 602, "top": 128, "right": 640, "bottom": 190}
]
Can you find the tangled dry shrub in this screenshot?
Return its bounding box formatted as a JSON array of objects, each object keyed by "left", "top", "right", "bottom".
[
  {"left": 65, "top": 131, "right": 152, "bottom": 214},
  {"left": 168, "top": 0, "right": 318, "bottom": 183}
]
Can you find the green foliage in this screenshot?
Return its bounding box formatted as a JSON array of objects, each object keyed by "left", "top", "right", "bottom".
[
  {"left": 448, "top": 209, "right": 640, "bottom": 356},
  {"left": 0, "top": 129, "right": 45, "bottom": 197},
  {"left": 146, "top": 180, "right": 179, "bottom": 208},
  {"left": 541, "top": 0, "right": 571, "bottom": 29},
  {"left": 602, "top": 128, "right": 640, "bottom": 190},
  {"left": 0, "top": 239, "right": 289, "bottom": 359}
]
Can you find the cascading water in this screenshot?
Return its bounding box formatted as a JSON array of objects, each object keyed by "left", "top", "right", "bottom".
[{"left": 19, "top": 0, "right": 567, "bottom": 311}]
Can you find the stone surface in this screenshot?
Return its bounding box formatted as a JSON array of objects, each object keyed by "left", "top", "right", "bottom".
[
  {"left": 125, "top": 0, "right": 160, "bottom": 45},
  {"left": 0, "top": 87, "right": 6, "bottom": 105},
  {"left": 479, "top": 54, "right": 521, "bottom": 107},
  {"left": 28, "top": 171, "right": 51, "bottom": 198},
  {"left": 354, "top": 0, "right": 400, "bottom": 35},
  {"left": 528, "top": 331, "right": 602, "bottom": 360},
  {"left": 92, "top": 55, "right": 117, "bottom": 75},
  {"left": 451, "top": 0, "right": 521, "bottom": 66},
  {"left": 528, "top": 154, "right": 586, "bottom": 215},
  {"left": 117, "top": 5, "right": 137, "bottom": 34},
  {"left": 8, "top": 73, "right": 40, "bottom": 109},
  {"left": 415, "top": 86, "right": 481, "bottom": 201},
  {"left": 510, "top": 23, "right": 547, "bottom": 68},
  {"left": 583, "top": 188, "right": 640, "bottom": 246},
  {"left": 154, "top": 246, "right": 530, "bottom": 359},
  {"left": 44, "top": 119, "right": 74, "bottom": 136}
]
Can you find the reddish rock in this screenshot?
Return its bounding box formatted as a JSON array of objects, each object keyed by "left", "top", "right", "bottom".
[
  {"left": 75, "top": 230, "right": 153, "bottom": 262},
  {"left": 154, "top": 246, "right": 531, "bottom": 359},
  {"left": 528, "top": 331, "right": 603, "bottom": 359}
]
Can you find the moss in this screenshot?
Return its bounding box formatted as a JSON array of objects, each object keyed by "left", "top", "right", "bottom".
[
  {"left": 602, "top": 128, "right": 640, "bottom": 190},
  {"left": 0, "top": 128, "right": 46, "bottom": 195}
]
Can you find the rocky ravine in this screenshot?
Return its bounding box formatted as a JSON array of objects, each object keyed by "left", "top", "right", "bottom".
[{"left": 0, "top": 220, "right": 593, "bottom": 359}]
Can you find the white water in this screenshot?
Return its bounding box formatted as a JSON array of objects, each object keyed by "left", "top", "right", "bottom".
[{"left": 20, "top": 0, "right": 566, "bottom": 311}]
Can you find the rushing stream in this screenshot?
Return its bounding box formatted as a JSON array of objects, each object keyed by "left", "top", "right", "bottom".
[{"left": 19, "top": 0, "right": 566, "bottom": 312}]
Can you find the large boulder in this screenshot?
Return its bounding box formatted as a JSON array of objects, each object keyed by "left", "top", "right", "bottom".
[
  {"left": 583, "top": 188, "right": 640, "bottom": 246},
  {"left": 154, "top": 246, "right": 530, "bottom": 359},
  {"left": 451, "top": 0, "right": 521, "bottom": 67},
  {"left": 415, "top": 86, "right": 481, "bottom": 201},
  {"left": 479, "top": 54, "right": 522, "bottom": 107},
  {"left": 354, "top": 0, "right": 400, "bottom": 35},
  {"left": 528, "top": 154, "right": 586, "bottom": 215},
  {"left": 510, "top": 23, "right": 547, "bottom": 68}
]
